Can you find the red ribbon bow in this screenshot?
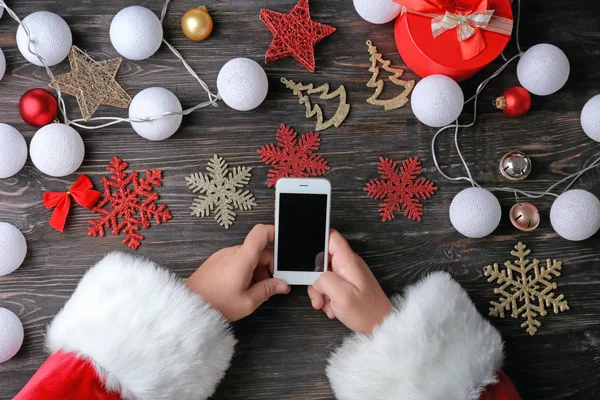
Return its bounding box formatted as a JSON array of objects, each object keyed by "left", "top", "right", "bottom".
[
  {"left": 43, "top": 175, "right": 102, "bottom": 232},
  {"left": 395, "top": 0, "right": 512, "bottom": 60}
]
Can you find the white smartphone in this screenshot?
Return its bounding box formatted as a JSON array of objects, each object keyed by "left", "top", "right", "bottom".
[{"left": 274, "top": 178, "right": 331, "bottom": 285}]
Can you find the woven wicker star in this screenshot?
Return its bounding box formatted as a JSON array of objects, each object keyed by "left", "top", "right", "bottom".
[
  {"left": 260, "top": 0, "right": 336, "bottom": 72},
  {"left": 49, "top": 46, "right": 131, "bottom": 121}
]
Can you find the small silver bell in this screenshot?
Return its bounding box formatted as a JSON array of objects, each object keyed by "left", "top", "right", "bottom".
[{"left": 500, "top": 151, "right": 532, "bottom": 181}]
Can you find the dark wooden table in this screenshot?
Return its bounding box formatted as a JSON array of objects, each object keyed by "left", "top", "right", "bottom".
[{"left": 1, "top": 0, "right": 600, "bottom": 399}]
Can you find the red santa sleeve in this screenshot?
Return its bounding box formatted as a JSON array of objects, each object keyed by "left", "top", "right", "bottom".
[
  {"left": 14, "top": 252, "right": 236, "bottom": 400},
  {"left": 325, "top": 272, "right": 522, "bottom": 400}
]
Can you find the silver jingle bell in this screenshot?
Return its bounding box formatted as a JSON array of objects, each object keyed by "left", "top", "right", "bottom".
[{"left": 500, "top": 151, "right": 532, "bottom": 181}]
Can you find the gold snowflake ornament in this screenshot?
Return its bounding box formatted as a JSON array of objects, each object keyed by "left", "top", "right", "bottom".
[
  {"left": 186, "top": 155, "right": 257, "bottom": 229},
  {"left": 483, "top": 242, "right": 569, "bottom": 336}
]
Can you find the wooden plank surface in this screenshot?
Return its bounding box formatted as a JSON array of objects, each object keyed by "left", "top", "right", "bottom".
[{"left": 1, "top": 0, "right": 600, "bottom": 399}]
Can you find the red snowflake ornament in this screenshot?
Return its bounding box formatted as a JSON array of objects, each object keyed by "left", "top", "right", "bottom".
[
  {"left": 260, "top": 0, "right": 336, "bottom": 72},
  {"left": 258, "top": 124, "right": 330, "bottom": 187},
  {"left": 365, "top": 157, "right": 437, "bottom": 222},
  {"left": 88, "top": 156, "right": 172, "bottom": 250}
]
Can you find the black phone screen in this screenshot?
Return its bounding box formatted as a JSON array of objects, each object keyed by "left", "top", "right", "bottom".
[{"left": 277, "top": 193, "right": 328, "bottom": 272}]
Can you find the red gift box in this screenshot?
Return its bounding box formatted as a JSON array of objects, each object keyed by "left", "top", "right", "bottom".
[{"left": 394, "top": 0, "right": 513, "bottom": 82}]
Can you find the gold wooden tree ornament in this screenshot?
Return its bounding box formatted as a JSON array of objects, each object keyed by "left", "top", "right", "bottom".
[
  {"left": 280, "top": 77, "right": 350, "bottom": 131},
  {"left": 365, "top": 40, "right": 414, "bottom": 111}
]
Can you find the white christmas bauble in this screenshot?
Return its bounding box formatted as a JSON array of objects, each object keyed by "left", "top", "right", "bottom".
[
  {"left": 449, "top": 187, "right": 501, "bottom": 238},
  {"left": 217, "top": 58, "right": 269, "bottom": 111},
  {"left": 517, "top": 44, "right": 570, "bottom": 96},
  {"left": 16, "top": 11, "right": 72, "bottom": 67},
  {"left": 30, "top": 124, "right": 84, "bottom": 177},
  {"left": 0, "top": 48, "right": 5, "bottom": 81},
  {"left": 550, "top": 189, "right": 600, "bottom": 241},
  {"left": 110, "top": 6, "right": 163, "bottom": 61},
  {"left": 353, "top": 0, "right": 402, "bottom": 24},
  {"left": 0, "top": 308, "right": 24, "bottom": 363},
  {"left": 0, "top": 124, "right": 27, "bottom": 179},
  {"left": 129, "top": 87, "right": 183, "bottom": 141},
  {"left": 0, "top": 222, "right": 27, "bottom": 277},
  {"left": 581, "top": 94, "right": 600, "bottom": 142},
  {"left": 411, "top": 74, "right": 464, "bottom": 127}
]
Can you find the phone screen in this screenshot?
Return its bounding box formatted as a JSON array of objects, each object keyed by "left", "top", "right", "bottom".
[{"left": 278, "top": 193, "right": 328, "bottom": 272}]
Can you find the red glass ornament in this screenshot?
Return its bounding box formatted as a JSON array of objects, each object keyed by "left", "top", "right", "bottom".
[
  {"left": 495, "top": 86, "right": 531, "bottom": 117},
  {"left": 19, "top": 88, "right": 58, "bottom": 127}
]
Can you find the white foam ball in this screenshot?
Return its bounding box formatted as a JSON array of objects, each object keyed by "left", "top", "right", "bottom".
[
  {"left": 550, "top": 189, "right": 600, "bottom": 241},
  {"left": 411, "top": 74, "right": 464, "bottom": 127},
  {"left": 110, "top": 6, "right": 163, "bottom": 61},
  {"left": 129, "top": 87, "right": 182, "bottom": 141},
  {"left": 581, "top": 94, "right": 600, "bottom": 142},
  {"left": 0, "top": 48, "right": 5, "bottom": 81},
  {"left": 0, "top": 222, "right": 27, "bottom": 277},
  {"left": 517, "top": 44, "right": 570, "bottom": 96},
  {"left": 449, "top": 187, "right": 501, "bottom": 238},
  {"left": 217, "top": 58, "right": 269, "bottom": 111},
  {"left": 30, "top": 124, "right": 84, "bottom": 177},
  {"left": 353, "top": 0, "right": 402, "bottom": 24},
  {"left": 16, "top": 11, "right": 72, "bottom": 67},
  {"left": 0, "top": 308, "right": 24, "bottom": 363},
  {"left": 0, "top": 124, "right": 27, "bottom": 179}
]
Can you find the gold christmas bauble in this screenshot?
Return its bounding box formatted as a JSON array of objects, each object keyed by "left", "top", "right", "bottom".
[{"left": 181, "top": 6, "right": 213, "bottom": 41}]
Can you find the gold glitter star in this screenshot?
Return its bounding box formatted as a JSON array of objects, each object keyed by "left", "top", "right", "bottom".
[{"left": 50, "top": 46, "right": 131, "bottom": 121}]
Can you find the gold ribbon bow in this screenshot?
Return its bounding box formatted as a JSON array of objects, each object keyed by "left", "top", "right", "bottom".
[{"left": 432, "top": 9, "right": 495, "bottom": 41}]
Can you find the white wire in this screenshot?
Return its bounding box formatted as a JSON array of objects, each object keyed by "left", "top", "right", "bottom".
[
  {"left": 515, "top": 0, "right": 522, "bottom": 54},
  {"left": 162, "top": 39, "right": 220, "bottom": 104},
  {"left": 0, "top": 0, "right": 219, "bottom": 130},
  {"left": 431, "top": 52, "right": 522, "bottom": 185},
  {"left": 430, "top": 0, "right": 599, "bottom": 200},
  {"left": 160, "top": 0, "right": 172, "bottom": 23},
  {"left": 68, "top": 99, "right": 218, "bottom": 130}
]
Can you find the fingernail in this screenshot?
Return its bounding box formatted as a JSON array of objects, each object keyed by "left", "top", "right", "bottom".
[{"left": 277, "top": 283, "right": 288, "bottom": 294}]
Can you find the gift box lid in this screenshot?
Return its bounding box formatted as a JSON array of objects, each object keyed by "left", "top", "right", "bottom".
[{"left": 398, "top": 0, "right": 513, "bottom": 71}]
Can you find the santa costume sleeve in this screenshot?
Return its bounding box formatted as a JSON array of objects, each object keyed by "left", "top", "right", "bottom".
[
  {"left": 326, "top": 272, "right": 522, "bottom": 400},
  {"left": 14, "top": 252, "right": 236, "bottom": 400}
]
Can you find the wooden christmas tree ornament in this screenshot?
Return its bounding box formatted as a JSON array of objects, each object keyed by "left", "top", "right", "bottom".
[
  {"left": 365, "top": 40, "right": 414, "bottom": 111},
  {"left": 280, "top": 77, "right": 350, "bottom": 131}
]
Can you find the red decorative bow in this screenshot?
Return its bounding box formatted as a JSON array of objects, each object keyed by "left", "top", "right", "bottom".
[
  {"left": 395, "top": 0, "right": 513, "bottom": 60},
  {"left": 43, "top": 175, "right": 102, "bottom": 232}
]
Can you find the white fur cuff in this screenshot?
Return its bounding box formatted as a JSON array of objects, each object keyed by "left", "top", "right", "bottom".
[
  {"left": 327, "top": 272, "right": 503, "bottom": 400},
  {"left": 47, "top": 252, "right": 236, "bottom": 400}
]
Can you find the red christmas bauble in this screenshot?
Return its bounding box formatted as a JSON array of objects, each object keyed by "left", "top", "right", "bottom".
[
  {"left": 19, "top": 89, "right": 58, "bottom": 127},
  {"left": 495, "top": 86, "right": 531, "bottom": 117}
]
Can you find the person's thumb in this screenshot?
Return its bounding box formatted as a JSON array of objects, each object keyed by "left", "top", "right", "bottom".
[
  {"left": 312, "top": 271, "right": 357, "bottom": 302},
  {"left": 246, "top": 278, "right": 290, "bottom": 307}
]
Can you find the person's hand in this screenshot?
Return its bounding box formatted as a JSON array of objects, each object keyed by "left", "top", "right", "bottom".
[
  {"left": 186, "top": 224, "right": 290, "bottom": 322},
  {"left": 307, "top": 230, "right": 392, "bottom": 335}
]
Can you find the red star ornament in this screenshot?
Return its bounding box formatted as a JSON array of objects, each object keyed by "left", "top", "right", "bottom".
[{"left": 260, "top": 0, "right": 336, "bottom": 72}]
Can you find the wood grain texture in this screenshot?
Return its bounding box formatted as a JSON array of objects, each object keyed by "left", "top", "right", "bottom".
[{"left": 1, "top": 0, "right": 600, "bottom": 399}]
